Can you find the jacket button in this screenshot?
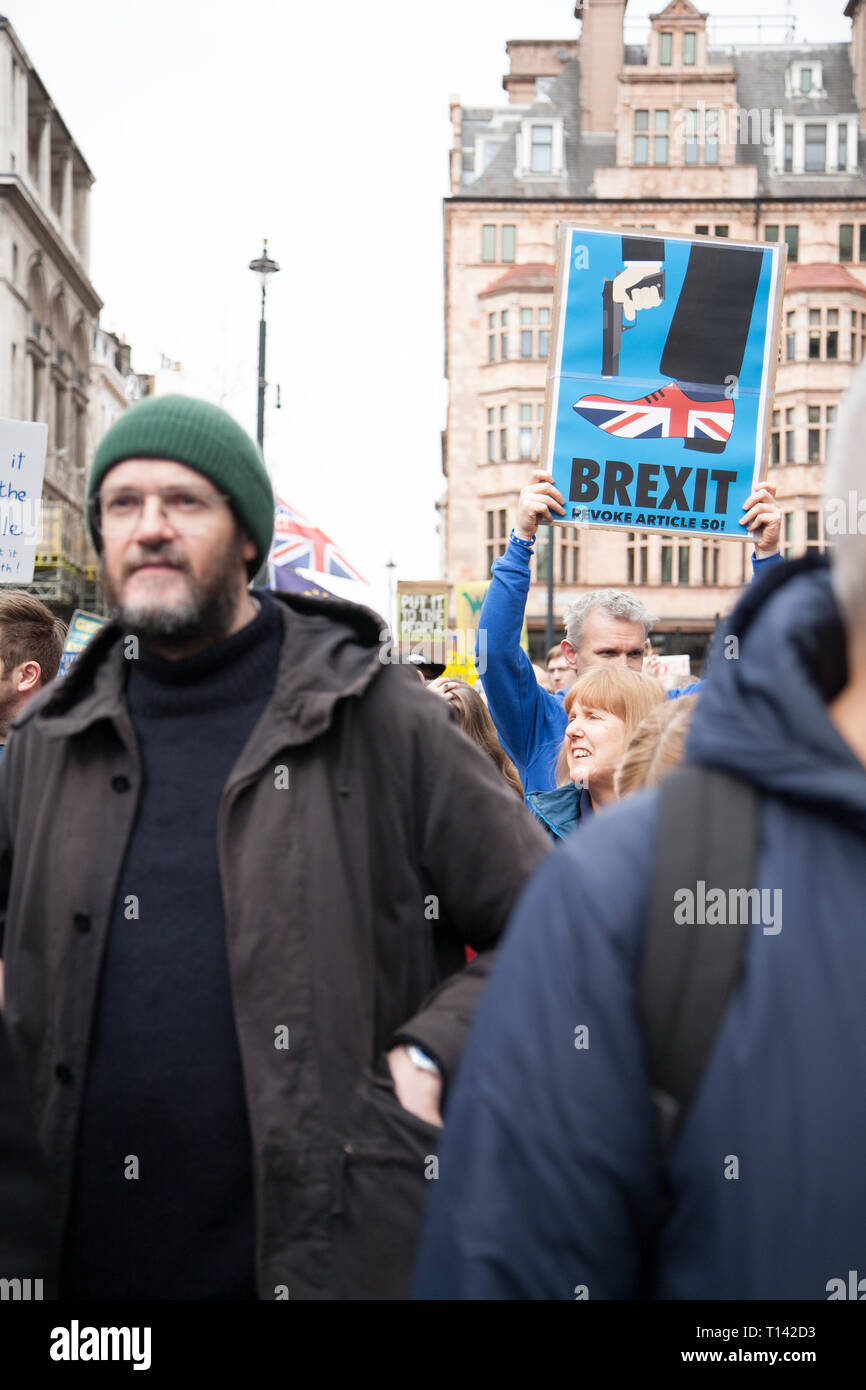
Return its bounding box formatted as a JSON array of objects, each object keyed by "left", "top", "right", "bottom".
[
  {"left": 73, "top": 913, "right": 91, "bottom": 934},
  {"left": 111, "top": 775, "right": 131, "bottom": 793},
  {"left": 54, "top": 1063, "right": 74, "bottom": 1085}
]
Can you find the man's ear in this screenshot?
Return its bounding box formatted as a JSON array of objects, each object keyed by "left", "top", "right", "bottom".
[
  {"left": 241, "top": 534, "right": 258, "bottom": 567},
  {"left": 16, "top": 660, "right": 42, "bottom": 694},
  {"left": 560, "top": 638, "right": 579, "bottom": 669}
]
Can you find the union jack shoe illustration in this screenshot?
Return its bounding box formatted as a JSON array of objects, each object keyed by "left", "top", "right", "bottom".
[{"left": 573, "top": 381, "right": 734, "bottom": 453}]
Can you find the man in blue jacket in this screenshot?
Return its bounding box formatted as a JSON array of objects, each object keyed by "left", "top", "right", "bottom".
[
  {"left": 479, "top": 469, "right": 782, "bottom": 792},
  {"left": 414, "top": 369, "right": 866, "bottom": 1299}
]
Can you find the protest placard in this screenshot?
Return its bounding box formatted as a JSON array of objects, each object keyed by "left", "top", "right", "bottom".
[
  {"left": 58, "top": 609, "right": 107, "bottom": 678},
  {"left": 0, "top": 418, "right": 47, "bottom": 583},
  {"left": 543, "top": 226, "right": 785, "bottom": 540},
  {"left": 397, "top": 582, "right": 448, "bottom": 643},
  {"left": 652, "top": 653, "right": 692, "bottom": 693}
]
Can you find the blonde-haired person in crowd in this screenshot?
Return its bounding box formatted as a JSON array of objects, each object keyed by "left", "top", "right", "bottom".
[
  {"left": 427, "top": 677, "right": 523, "bottom": 798},
  {"left": 614, "top": 694, "right": 699, "bottom": 799},
  {"left": 525, "top": 667, "right": 665, "bottom": 840}
]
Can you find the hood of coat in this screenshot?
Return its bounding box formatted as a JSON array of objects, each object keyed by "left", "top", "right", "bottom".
[
  {"left": 15, "top": 588, "right": 389, "bottom": 748},
  {"left": 686, "top": 554, "right": 866, "bottom": 833}
]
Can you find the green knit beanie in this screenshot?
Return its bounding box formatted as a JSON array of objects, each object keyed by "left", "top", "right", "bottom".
[{"left": 87, "top": 395, "right": 275, "bottom": 577}]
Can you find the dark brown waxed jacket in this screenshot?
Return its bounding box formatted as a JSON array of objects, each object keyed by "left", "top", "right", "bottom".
[{"left": 0, "top": 589, "right": 550, "bottom": 1299}]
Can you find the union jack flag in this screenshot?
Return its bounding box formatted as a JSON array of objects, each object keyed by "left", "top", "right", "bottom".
[
  {"left": 269, "top": 498, "right": 366, "bottom": 583},
  {"left": 573, "top": 382, "right": 734, "bottom": 447}
]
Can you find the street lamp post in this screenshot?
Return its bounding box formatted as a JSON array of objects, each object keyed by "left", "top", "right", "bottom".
[{"left": 249, "top": 240, "right": 280, "bottom": 587}]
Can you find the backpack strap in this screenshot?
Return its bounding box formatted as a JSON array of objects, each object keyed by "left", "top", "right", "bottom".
[{"left": 641, "top": 765, "right": 759, "bottom": 1163}]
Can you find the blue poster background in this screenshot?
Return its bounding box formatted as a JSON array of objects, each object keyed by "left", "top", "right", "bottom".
[{"left": 546, "top": 226, "right": 781, "bottom": 539}]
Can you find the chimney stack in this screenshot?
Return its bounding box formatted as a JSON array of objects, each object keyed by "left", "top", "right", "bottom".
[{"left": 577, "top": 0, "right": 627, "bottom": 134}]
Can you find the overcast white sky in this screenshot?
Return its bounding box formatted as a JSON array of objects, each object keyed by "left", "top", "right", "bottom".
[{"left": 11, "top": 0, "right": 853, "bottom": 604}]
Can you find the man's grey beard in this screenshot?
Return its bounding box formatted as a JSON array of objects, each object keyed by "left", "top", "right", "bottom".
[{"left": 104, "top": 540, "right": 246, "bottom": 654}]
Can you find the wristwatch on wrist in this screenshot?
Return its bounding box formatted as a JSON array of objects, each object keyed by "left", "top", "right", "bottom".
[{"left": 405, "top": 1044, "right": 442, "bottom": 1077}]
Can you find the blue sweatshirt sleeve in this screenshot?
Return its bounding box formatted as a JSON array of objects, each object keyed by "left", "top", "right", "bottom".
[
  {"left": 752, "top": 551, "right": 783, "bottom": 576},
  {"left": 476, "top": 539, "right": 564, "bottom": 774}
]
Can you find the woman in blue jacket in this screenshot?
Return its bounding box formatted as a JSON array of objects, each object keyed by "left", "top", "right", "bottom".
[{"left": 526, "top": 667, "right": 665, "bottom": 840}]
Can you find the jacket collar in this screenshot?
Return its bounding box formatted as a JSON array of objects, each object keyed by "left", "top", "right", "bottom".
[{"left": 15, "top": 589, "right": 387, "bottom": 748}]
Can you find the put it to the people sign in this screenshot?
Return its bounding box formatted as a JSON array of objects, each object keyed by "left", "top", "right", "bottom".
[
  {"left": 0, "top": 418, "right": 48, "bottom": 583},
  {"left": 542, "top": 225, "right": 785, "bottom": 540}
]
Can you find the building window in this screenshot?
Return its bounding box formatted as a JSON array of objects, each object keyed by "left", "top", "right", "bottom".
[
  {"left": 783, "top": 512, "right": 794, "bottom": 561},
  {"left": 806, "top": 510, "right": 821, "bottom": 552},
  {"left": 840, "top": 224, "right": 854, "bottom": 262},
  {"left": 678, "top": 545, "right": 690, "bottom": 584},
  {"left": 695, "top": 224, "right": 709, "bottom": 235},
  {"left": 659, "top": 32, "right": 672, "bottom": 65},
  {"left": 486, "top": 508, "right": 508, "bottom": 577},
  {"left": 839, "top": 123, "right": 848, "bottom": 171},
  {"left": 770, "top": 409, "right": 780, "bottom": 464},
  {"left": 519, "top": 402, "right": 533, "bottom": 459},
  {"left": 558, "top": 526, "right": 580, "bottom": 584},
  {"left": 808, "top": 405, "right": 821, "bottom": 462},
  {"left": 800, "top": 67, "right": 813, "bottom": 94},
  {"left": 654, "top": 110, "right": 669, "bottom": 165},
  {"left": 860, "top": 226, "right": 866, "bottom": 262},
  {"left": 530, "top": 125, "right": 553, "bottom": 174},
  {"left": 702, "top": 542, "right": 719, "bottom": 586},
  {"left": 660, "top": 541, "right": 673, "bottom": 584},
  {"left": 714, "top": 225, "right": 729, "bottom": 238},
  {"left": 685, "top": 109, "right": 699, "bottom": 165},
  {"left": 806, "top": 403, "right": 836, "bottom": 464},
  {"left": 784, "top": 124, "right": 793, "bottom": 173},
  {"left": 537, "top": 401, "right": 544, "bottom": 456},
  {"left": 487, "top": 407, "right": 495, "bottom": 460},
  {"left": 804, "top": 124, "right": 827, "bottom": 173},
  {"left": 785, "top": 406, "right": 795, "bottom": 462},
  {"left": 705, "top": 108, "right": 719, "bottom": 165},
  {"left": 634, "top": 109, "right": 649, "bottom": 165},
  {"left": 764, "top": 225, "right": 779, "bottom": 241},
  {"left": 520, "top": 329, "right": 532, "bottom": 358},
  {"left": 501, "top": 225, "right": 516, "bottom": 262},
  {"left": 626, "top": 532, "right": 648, "bottom": 584},
  {"left": 784, "top": 225, "right": 799, "bottom": 262},
  {"left": 482, "top": 225, "right": 496, "bottom": 262},
  {"left": 684, "top": 31, "right": 696, "bottom": 65}
]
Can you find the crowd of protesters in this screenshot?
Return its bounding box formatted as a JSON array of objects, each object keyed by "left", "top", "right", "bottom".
[{"left": 0, "top": 366, "right": 864, "bottom": 1303}]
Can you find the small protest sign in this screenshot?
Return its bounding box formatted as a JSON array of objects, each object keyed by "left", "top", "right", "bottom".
[
  {"left": 58, "top": 609, "right": 106, "bottom": 678},
  {"left": 652, "top": 653, "right": 691, "bottom": 693},
  {"left": 0, "top": 418, "right": 48, "bottom": 583},
  {"left": 397, "top": 582, "right": 449, "bottom": 645},
  {"left": 543, "top": 226, "right": 785, "bottom": 540}
]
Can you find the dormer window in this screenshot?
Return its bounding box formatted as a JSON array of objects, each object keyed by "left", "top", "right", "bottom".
[
  {"left": 684, "top": 31, "right": 696, "bottom": 65},
  {"left": 805, "top": 124, "right": 826, "bottom": 173},
  {"left": 776, "top": 115, "right": 856, "bottom": 174},
  {"left": 787, "top": 61, "right": 824, "bottom": 99},
  {"left": 530, "top": 124, "right": 553, "bottom": 173},
  {"left": 659, "top": 32, "right": 672, "bottom": 65},
  {"left": 515, "top": 118, "right": 564, "bottom": 178}
]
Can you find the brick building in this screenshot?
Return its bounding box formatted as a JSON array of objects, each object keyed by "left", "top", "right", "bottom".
[{"left": 443, "top": 0, "right": 866, "bottom": 665}]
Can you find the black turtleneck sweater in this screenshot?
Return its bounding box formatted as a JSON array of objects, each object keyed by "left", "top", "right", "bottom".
[{"left": 61, "top": 593, "right": 283, "bottom": 1300}]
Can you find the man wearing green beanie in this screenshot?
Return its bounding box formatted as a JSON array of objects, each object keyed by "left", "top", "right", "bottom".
[
  {"left": 85, "top": 394, "right": 275, "bottom": 653},
  {"left": 0, "top": 394, "right": 549, "bottom": 1301}
]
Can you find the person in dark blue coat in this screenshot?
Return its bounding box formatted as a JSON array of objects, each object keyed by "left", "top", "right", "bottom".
[{"left": 414, "top": 400, "right": 866, "bottom": 1296}]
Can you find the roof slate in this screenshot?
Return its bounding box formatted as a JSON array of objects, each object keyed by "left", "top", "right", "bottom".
[{"left": 456, "top": 40, "right": 866, "bottom": 200}]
